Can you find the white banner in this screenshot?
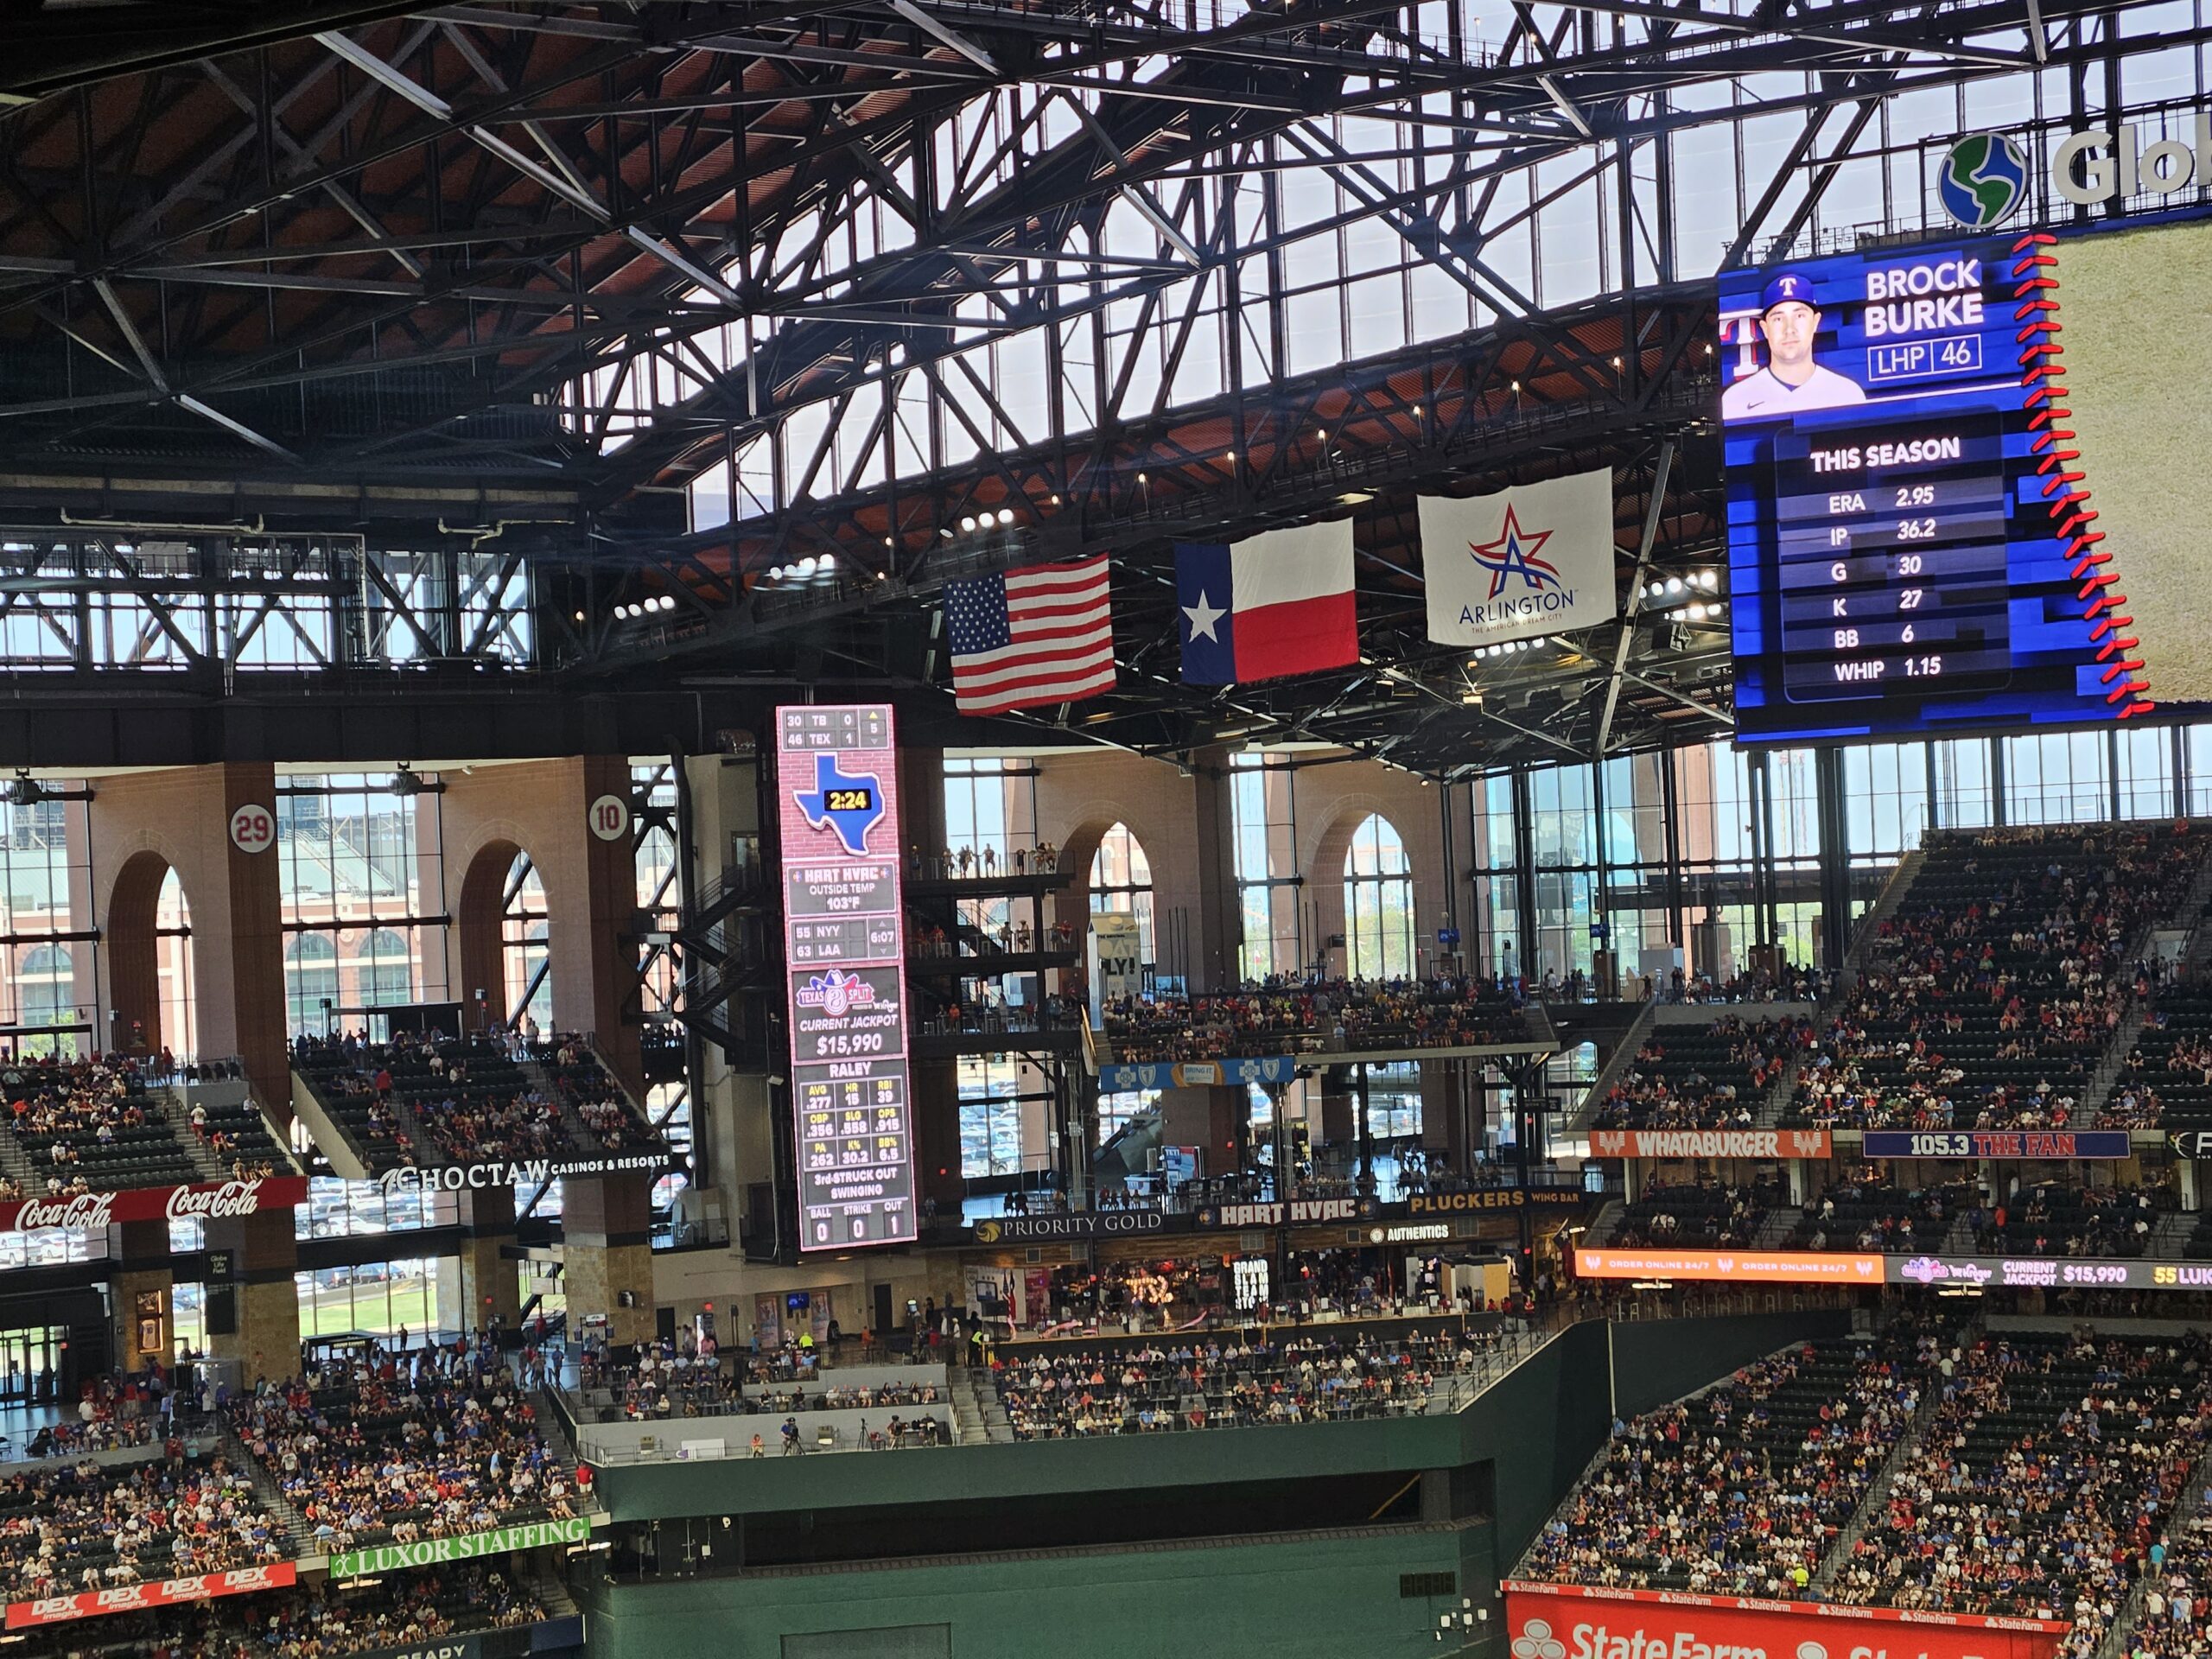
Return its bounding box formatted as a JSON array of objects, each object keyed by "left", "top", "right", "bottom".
[
  {"left": 1421, "top": 468, "right": 1618, "bottom": 646},
  {"left": 1089, "top": 912, "right": 1144, "bottom": 1025}
]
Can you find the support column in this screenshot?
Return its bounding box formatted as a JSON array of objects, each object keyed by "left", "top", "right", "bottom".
[
  {"left": 1427, "top": 1059, "right": 1471, "bottom": 1175},
  {"left": 1189, "top": 749, "right": 1243, "bottom": 992},
  {"left": 911, "top": 1057, "right": 963, "bottom": 1222},
  {"left": 456, "top": 1186, "right": 523, "bottom": 1332},
  {"left": 1355, "top": 1063, "right": 1376, "bottom": 1197},
  {"left": 896, "top": 746, "right": 963, "bottom": 1222},
  {"left": 1319, "top": 1074, "right": 1355, "bottom": 1145},
  {"left": 562, "top": 1173, "right": 656, "bottom": 1347},
  {"left": 204, "top": 1206, "right": 299, "bottom": 1385},
  {"left": 1815, "top": 746, "right": 1852, "bottom": 974},
  {"left": 108, "top": 1219, "right": 174, "bottom": 1371}
]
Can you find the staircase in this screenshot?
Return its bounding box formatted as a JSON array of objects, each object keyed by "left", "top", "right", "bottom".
[
  {"left": 2082, "top": 849, "right": 2212, "bottom": 1123},
  {"left": 1565, "top": 998, "right": 1657, "bottom": 1132},
  {"left": 0, "top": 1127, "right": 37, "bottom": 1196},
  {"left": 2081, "top": 999, "right": 2152, "bottom": 1126},
  {"left": 533, "top": 1384, "right": 585, "bottom": 1479},
  {"left": 2094, "top": 1448, "right": 2212, "bottom": 1659},
  {"left": 949, "top": 1368, "right": 1014, "bottom": 1445},
  {"left": 524, "top": 1551, "right": 582, "bottom": 1618},
  {"left": 1580, "top": 1197, "right": 1624, "bottom": 1246},
  {"left": 219, "top": 1421, "right": 320, "bottom": 1558},
  {"left": 2148, "top": 1208, "right": 2196, "bottom": 1260},
  {"left": 945, "top": 1368, "right": 992, "bottom": 1446},
  {"left": 1839, "top": 847, "right": 1926, "bottom": 993},
  {"left": 1752, "top": 1206, "right": 1802, "bottom": 1249},
  {"left": 151, "top": 1089, "right": 229, "bottom": 1182},
  {"left": 1807, "top": 1359, "right": 1947, "bottom": 1597}
]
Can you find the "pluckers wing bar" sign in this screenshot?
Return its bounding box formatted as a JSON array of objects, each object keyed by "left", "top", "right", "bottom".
[
  {"left": 6, "top": 1563, "right": 298, "bottom": 1629},
  {"left": 0, "top": 1175, "right": 308, "bottom": 1235}
]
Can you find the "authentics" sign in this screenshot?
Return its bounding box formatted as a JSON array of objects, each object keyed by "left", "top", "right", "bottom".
[{"left": 327, "top": 1516, "right": 591, "bottom": 1577}]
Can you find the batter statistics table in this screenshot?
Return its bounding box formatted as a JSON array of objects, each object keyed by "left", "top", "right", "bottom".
[{"left": 1772, "top": 410, "right": 2013, "bottom": 707}]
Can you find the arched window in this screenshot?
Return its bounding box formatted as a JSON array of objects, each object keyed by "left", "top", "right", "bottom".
[
  {"left": 502, "top": 853, "right": 552, "bottom": 1031},
  {"left": 285, "top": 932, "right": 339, "bottom": 1035},
  {"left": 1088, "top": 822, "right": 1155, "bottom": 968},
  {"left": 355, "top": 928, "right": 413, "bottom": 1008},
  {"left": 1343, "top": 815, "right": 1414, "bottom": 980},
  {"left": 156, "top": 868, "right": 196, "bottom": 1058}
]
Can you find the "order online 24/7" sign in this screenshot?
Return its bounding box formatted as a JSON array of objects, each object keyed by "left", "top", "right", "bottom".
[{"left": 327, "top": 1516, "right": 591, "bottom": 1577}]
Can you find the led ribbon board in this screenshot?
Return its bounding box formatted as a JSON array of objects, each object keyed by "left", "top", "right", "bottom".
[{"left": 778, "top": 705, "right": 918, "bottom": 1249}]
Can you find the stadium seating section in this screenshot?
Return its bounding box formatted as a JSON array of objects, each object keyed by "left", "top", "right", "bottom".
[
  {"left": 1523, "top": 1328, "right": 1936, "bottom": 1596},
  {"left": 0, "top": 1451, "right": 287, "bottom": 1598},
  {"left": 4, "top": 1562, "right": 548, "bottom": 1659},
  {"left": 0, "top": 1057, "right": 198, "bottom": 1192},
  {"left": 1788, "top": 1170, "right": 1967, "bottom": 1252},
  {"left": 988, "top": 1331, "right": 1494, "bottom": 1436},
  {"left": 226, "top": 1348, "right": 579, "bottom": 1551},
  {"left": 1610, "top": 1180, "right": 1773, "bottom": 1247},
  {"left": 291, "top": 1033, "right": 662, "bottom": 1172},
  {"left": 1103, "top": 978, "right": 1530, "bottom": 1064},
  {"left": 1592, "top": 1017, "right": 1807, "bottom": 1130},
  {"left": 1529, "top": 1326, "right": 2212, "bottom": 1658},
  {"left": 1778, "top": 826, "right": 2212, "bottom": 1133}
]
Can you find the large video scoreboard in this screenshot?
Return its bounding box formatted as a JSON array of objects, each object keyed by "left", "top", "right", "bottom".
[
  {"left": 1723, "top": 233, "right": 2139, "bottom": 744},
  {"left": 776, "top": 704, "right": 918, "bottom": 1249}
]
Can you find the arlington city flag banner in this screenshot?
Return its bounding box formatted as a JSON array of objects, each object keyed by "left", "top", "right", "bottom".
[{"left": 1421, "top": 467, "right": 1617, "bottom": 649}]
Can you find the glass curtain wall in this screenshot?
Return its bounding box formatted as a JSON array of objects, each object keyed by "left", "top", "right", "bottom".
[
  {"left": 0, "top": 791, "right": 92, "bottom": 1057},
  {"left": 1231, "top": 754, "right": 1300, "bottom": 979},
  {"left": 276, "top": 773, "right": 448, "bottom": 1038},
  {"left": 1475, "top": 725, "right": 2210, "bottom": 988}
]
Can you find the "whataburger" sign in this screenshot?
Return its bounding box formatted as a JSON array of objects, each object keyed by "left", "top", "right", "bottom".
[{"left": 327, "top": 1516, "right": 591, "bottom": 1577}]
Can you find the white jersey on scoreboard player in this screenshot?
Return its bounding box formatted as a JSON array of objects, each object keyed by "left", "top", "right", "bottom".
[{"left": 1721, "top": 362, "right": 1868, "bottom": 420}]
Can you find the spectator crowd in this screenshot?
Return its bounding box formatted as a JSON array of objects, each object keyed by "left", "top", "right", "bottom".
[
  {"left": 1103, "top": 976, "right": 1530, "bottom": 1064},
  {"left": 1523, "top": 1325, "right": 1941, "bottom": 1597},
  {"left": 226, "top": 1339, "right": 577, "bottom": 1554},
  {"left": 990, "top": 1329, "right": 1495, "bottom": 1437}
]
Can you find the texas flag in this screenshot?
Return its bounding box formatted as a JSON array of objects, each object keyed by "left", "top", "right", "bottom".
[{"left": 1176, "top": 522, "right": 1358, "bottom": 684}]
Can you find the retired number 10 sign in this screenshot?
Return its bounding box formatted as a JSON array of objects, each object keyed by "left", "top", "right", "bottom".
[{"left": 776, "top": 704, "right": 918, "bottom": 1250}]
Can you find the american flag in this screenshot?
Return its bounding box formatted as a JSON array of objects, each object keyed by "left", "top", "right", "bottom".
[{"left": 944, "top": 556, "right": 1116, "bottom": 715}]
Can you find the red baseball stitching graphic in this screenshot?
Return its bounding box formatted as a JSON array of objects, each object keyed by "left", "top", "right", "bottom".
[{"left": 2011, "top": 231, "right": 2153, "bottom": 718}]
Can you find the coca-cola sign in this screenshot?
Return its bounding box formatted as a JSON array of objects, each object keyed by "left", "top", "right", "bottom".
[
  {"left": 0, "top": 1176, "right": 306, "bottom": 1235},
  {"left": 6, "top": 1562, "right": 297, "bottom": 1628}
]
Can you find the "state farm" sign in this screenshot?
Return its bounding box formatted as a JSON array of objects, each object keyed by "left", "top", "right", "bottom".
[{"left": 1505, "top": 1581, "right": 2068, "bottom": 1659}]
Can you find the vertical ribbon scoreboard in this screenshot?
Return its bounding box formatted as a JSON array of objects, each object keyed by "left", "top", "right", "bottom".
[{"left": 776, "top": 704, "right": 919, "bottom": 1249}]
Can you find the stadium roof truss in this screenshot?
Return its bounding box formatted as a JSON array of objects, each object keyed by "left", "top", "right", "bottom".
[{"left": 0, "top": 0, "right": 2203, "bottom": 770}]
